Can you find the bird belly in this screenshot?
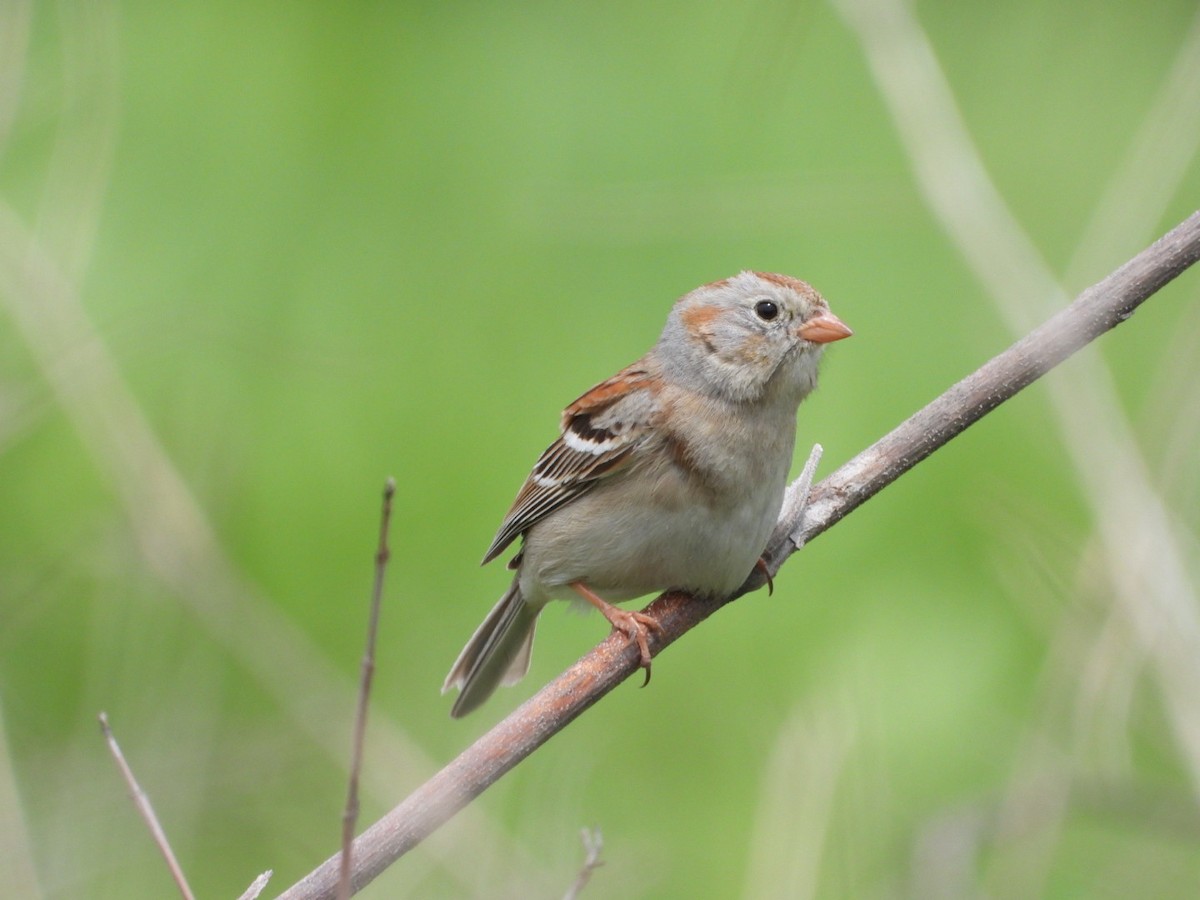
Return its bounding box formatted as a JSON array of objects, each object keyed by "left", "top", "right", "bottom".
[{"left": 518, "top": 458, "right": 785, "bottom": 604}]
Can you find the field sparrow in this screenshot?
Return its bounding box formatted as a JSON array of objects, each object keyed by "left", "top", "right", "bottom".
[{"left": 443, "top": 271, "right": 851, "bottom": 717}]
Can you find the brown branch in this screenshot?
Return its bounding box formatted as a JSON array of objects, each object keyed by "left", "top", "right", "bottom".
[
  {"left": 337, "top": 478, "right": 397, "bottom": 900},
  {"left": 277, "top": 210, "right": 1200, "bottom": 900},
  {"left": 98, "top": 712, "right": 196, "bottom": 900}
]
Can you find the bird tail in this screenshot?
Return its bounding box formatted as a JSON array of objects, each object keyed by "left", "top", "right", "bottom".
[{"left": 442, "top": 578, "right": 539, "bottom": 718}]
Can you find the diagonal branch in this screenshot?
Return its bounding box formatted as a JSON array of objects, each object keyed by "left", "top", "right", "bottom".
[
  {"left": 277, "top": 210, "right": 1200, "bottom": 900},
  {"left": 769, "top": 204, "right": 1199, "bottom": 569}
]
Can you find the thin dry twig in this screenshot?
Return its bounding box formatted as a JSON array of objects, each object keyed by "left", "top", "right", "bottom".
[
  {"left": 338, "top": 478, "right": 398, "bottom": 900},
  {"left": 97, "top": 712, "right": 196, "bottom": 900},
  {"left": 238, "top": 870, "right": 274, "bottom": 900},
  {"left": 0, "top": 201, "right": 527, "bottom": 895},
  {"left": 562, "top": 827, "right": 604, "bottom": 900},
  {"left": 278, "top": 211, "right": 1200, "bottom": 899}
]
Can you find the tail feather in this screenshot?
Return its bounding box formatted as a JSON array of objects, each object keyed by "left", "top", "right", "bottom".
[{"left": 443, "top": 579, "right": 540, "bottom": 718}]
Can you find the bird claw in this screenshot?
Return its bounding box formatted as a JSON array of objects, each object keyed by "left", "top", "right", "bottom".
[
  {"left": 570, "top": 582, "right": 663, "bottom": 685},
  {"left": 755, "top": 557, "right": 775, "bottom": 596},
  {"left": 622, "top": 609, "right": 661, "bottom": 686},
  {"left": 605, "top": 608, "right": 661, "bottom": 685}
]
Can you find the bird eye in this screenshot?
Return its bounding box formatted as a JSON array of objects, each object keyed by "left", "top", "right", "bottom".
[{"left": 754, "top": 300, "right": 779, "bottom": 321}]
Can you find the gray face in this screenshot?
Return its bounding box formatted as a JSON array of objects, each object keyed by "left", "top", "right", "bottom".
[{"left": 656, "top": 271, "right": 832, "bottom": 405}]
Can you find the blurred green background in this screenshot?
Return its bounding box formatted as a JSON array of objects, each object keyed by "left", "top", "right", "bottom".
[{"left": 3, "top": 1, "right": 1200, "bottom": 897}]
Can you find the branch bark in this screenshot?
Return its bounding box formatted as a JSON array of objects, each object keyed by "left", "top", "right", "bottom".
[{"left": 278, "top": 210, "right": 1200, "bottom": 900}]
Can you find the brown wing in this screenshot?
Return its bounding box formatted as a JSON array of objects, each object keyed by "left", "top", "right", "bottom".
[{"left": 481, "top": 362, "right": 660, "bottom": 565}]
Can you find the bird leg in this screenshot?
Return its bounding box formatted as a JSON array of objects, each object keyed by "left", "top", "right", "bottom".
[{"left": 570, "top": 581, "right": 662, "bottom": 686}]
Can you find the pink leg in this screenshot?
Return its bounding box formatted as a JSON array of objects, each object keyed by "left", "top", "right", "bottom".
[{"left": 570, "top": 582, "right": 663, "bottom": 685}]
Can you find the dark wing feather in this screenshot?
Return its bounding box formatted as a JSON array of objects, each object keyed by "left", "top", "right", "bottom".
[{"left": 481, "top": 363, "right": 659, "bottom": 565}]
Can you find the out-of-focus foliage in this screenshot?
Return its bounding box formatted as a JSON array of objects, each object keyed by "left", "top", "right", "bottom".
[{"left": 2, "top": 2, "right": 1199, "bottom": 897}]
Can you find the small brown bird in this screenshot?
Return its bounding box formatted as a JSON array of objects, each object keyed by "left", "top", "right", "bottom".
[{"left": 443, "top": 271, "right": 851, "bottom": 716}]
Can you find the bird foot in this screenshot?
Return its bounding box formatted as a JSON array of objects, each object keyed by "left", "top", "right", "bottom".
[{"left": 570, "top": 582, "right": 663, "bottom": 686}]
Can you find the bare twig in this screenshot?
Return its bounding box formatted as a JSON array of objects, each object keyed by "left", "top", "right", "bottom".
[
  {"left": 277, "top": 211, "right": 1200, "bottom": 899},
  {"left": 0, "top": 197, "right": 529, "bottom": 893},
  {"left": 765, "top": 443, "right": 822, "bottom": 557},
  {"left": 238, "top": 870, "right": 274, "bottom": 900},
  {"left": 97, "top": 713, "right": 196, "bottom": 900},
  {"left": 337, "top": 479, "right": 397, "bottom": 900},
  {"left": 562, "top": 827, "right": 604, "bottom": 900}
]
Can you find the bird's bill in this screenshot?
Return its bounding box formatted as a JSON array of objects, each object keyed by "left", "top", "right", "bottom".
[{"left": 796, "top": 313, "right": 853, "bottom": 344}]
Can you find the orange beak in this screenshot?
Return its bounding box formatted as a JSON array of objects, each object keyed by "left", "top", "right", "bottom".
[{"left": 797, "top": 312, "right": 853, "bottom": 344}]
